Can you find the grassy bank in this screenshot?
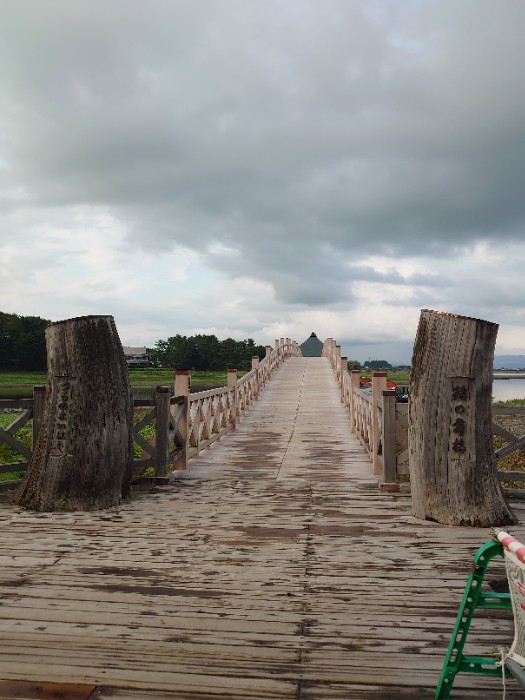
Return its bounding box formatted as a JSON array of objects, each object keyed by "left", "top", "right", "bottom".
[
  {"left": 355, "top": 370, "right": 410, "bottom": 384},
  {"left": 0, "top": 368, "right": 232, "bottom": 399},
  {"left": 0, "top": 413, "right": 29, "bottom": 481}
]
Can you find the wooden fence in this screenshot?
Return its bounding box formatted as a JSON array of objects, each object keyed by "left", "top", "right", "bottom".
[
  {"left": 322, "top": 338, "right": 399, "bottom": 489},
  {"left": 0, "top": 338, "right": 301, "bottom": 487},
  {"left": 322, "top": 337, "right": 525, "bottom": 489}
]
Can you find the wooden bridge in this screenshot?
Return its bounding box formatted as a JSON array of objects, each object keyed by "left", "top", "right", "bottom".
[{"left": 0, "top": 354, "right": 524, "bottom": 698}]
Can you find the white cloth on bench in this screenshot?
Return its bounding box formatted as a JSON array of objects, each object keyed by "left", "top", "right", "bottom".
[{"left": 496, "top": 529, "right": 525, "bottom": 666}]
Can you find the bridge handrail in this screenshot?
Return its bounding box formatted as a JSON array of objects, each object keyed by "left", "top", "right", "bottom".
[
  {"left": 322, "top": 337, "right": 397, "bottom": 487},
  {"left": 322, "top": 337, "right": 525, "bottom": 489},
  {"left": 0, "top": 338, "right": 302, "bottom": 486}
]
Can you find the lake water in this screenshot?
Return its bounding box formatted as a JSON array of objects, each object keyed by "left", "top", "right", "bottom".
[{"left": 492, "top": 378, "right": 525, "bottom": 402}]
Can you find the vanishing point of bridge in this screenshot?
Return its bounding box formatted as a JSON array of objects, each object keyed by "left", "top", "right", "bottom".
[{"left": 0, "top": 356, "right": 523, "bottom": 698}]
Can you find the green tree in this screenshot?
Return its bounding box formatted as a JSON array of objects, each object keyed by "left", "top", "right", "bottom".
[
  {"left": 347, "top": 359, "right": 362, "bottom": 371},
  {"left": 152, "top": 334, "right": 266, "bottom": 371},
  {"left": 0, "top": 311, "right": 49, "bottom": 370},
  {"left": 363, "top": 359, "right": 392, "bottom": 370}
]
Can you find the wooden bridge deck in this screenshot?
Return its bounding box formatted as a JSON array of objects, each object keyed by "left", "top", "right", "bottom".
[{"left": 0, "top": 356, "right": 524, "bottom": 699}]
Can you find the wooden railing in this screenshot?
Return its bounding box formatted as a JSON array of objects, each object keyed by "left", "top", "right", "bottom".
[
  {"left": 323, "top": 337, "right": 525, "bottom": 489},
  {"left": 182, "top": 338, "right": 301, "bottom": 463},
  {"left": 0, "top": 338, "right": 301, "bottom": 486},
  {"left": 323, "top": 338, "right": 398, "bottom": 489},
  {"left": 0, "top": 388, "right": 187, "bottom": 484},
  {"left": 493, "top": 405, "right": 525, "bottom": 486}
]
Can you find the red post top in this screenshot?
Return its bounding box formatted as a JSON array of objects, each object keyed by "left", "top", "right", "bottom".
[
  {"left": 372, "top": 371, "right": 388, "bottom": 377},
  {"left": 228, "top": 368, "right": 237, "bottom": 373},
  {"left": 175, "top": 369, "right": 191, "bottom": 375}
]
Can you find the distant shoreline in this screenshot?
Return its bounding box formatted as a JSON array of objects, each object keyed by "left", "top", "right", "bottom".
[{"left": 494, "top": 371, "right": 525, "bottom": 379}]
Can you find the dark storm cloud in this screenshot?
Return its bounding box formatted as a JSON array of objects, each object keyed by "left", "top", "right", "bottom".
[{"left": 1, "top": 0, "right": 525, "bottom": 309}]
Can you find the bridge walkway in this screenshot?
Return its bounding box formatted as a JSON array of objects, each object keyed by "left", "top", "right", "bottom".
[{"left": 0, "top": 357, "right": 522, "bottom": 698}]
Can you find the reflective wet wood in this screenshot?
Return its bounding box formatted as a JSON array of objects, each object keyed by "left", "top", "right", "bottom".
[{"left": 0, "top": 358, "right": 523, "bottom": 698}]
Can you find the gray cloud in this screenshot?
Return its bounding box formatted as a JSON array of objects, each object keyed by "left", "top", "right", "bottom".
[{"left": 1, "top": 0, "right": 525, "bottom": 352}]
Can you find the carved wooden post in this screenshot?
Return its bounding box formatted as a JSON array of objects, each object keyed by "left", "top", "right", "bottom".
[
  {"left": 380, "top": 389, "right": 399, "bottom": 491},
  {"left": 15, "top": 315, "right": 133, "bottom": 511},
  {"left": 409, "top": 309, "right": 516, "bottom": 526},
  {"left": 154, "top": 386, "right": 170, "bottom": 478},
  {"left": 172, "top": 369, "right": 190, "bottom": 471},
  {"left": 371, "top": 372, "right": 387, "bottom": 475},
  {"left": 265, "top": 345, "right": 272, "bottom": 357},
  {"left": 228, "top": 369, "right": 238, "bottom": 431},
  {"left": 32, "top": 385, "right": 46, "bottom": 452}
]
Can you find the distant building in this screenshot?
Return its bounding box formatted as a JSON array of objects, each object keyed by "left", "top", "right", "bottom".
[
  {"left": 123, "top": 347, "right": 152, "bottom": 367},
  {"left": 300, "top": 332, "right": 324, "bottom": 357}
]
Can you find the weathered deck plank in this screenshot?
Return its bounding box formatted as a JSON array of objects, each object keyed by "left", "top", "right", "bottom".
[{"left": 0, "top": 356, "right": 524, "bottom": 699}]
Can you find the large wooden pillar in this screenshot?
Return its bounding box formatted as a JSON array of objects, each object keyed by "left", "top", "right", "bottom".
[
  {"left": 15, "top": 315, "right": 133, "bottom": 511},
  {"left": 409, "top": 309, "right": 516, "bottom": 526}
]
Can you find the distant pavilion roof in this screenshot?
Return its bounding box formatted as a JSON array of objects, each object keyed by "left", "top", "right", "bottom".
[{"left": 300, "top": 332, "right": 324, "bottom": 357}]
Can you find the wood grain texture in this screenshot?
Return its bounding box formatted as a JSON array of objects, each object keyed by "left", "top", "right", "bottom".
[
  {"left": 0, "top": 357, "right": 524, "bottom": 698},
  {"left": 409, "top": 309, "right": 516, "bottom": 526}
]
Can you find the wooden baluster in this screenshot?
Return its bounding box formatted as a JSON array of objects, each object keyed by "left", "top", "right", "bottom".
[
  {"left": 201, "top": 397, "right": 211, "bottom": 449},
  {"left": 350, "top": 370, "right": 360, "bottom": 433},
  {"left": 380, "top": 389, "right": 400, "bottom": 492},
  {"left": 154, "top": 386, "right": 170, "bottom": 478},
  {"left": 335, "top": 345, "right": 341, "bottom": 382},
  {"left": 228, "top": 369, "right": 238, "bottom": 430},
  {"left": 172, "top": 369, "right": 190, "bottom": 471},
  {"left": 340, "top": 356, "right": 347, "bottom": 404},
  {"left": 265, "top": 346, "right": 272, "bottom": 383},
  {"left": 372, "top": 372, "right": 387, "bottom": 475}
]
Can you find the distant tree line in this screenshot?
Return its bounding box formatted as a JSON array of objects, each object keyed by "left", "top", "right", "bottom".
[
  {"left": 152, "top": 334, "right": 266, "bottom": 371},
  {"left": 0, "top": 312, "right": 266, "bottom": 373},
  {"left": 0, "top": 311, "right": 49, "bottom": 371},
  {"left": 347, "top": 359, "right": 395, "bottom": 371}
]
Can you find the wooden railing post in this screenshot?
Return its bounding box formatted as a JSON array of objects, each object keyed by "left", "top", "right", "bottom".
[
  {"left": 371, "top": 372, "right": 387, "bottom": 475},
  {"left": 380, "top": 389, "right": 400, "bottom": 491},
  {"left": 32, "top": 385, "right": 46, "bottom": 451},
  {"left": 265, "top": 345, "right": 272, "bottom": 358},
  {"left": 350, "top": 370, "right": 361, "bottom": 433},
  {"left": 172, "top": 369, "right": 190, "bottom": 471},
  {"left": 335, "top": 345, "right": 341, "bottom": 382},
  {"left": 340, "top": 357, "right": 347, "bottom": 403},
  {"left": 252, "top": 355, "right": 260, "bottom": 398},
  {"left": 154, "top": 386, "right": 170, "bottom": 478},
  {"left": 228, "top": 369, "right": 238, "bottom": 430}
]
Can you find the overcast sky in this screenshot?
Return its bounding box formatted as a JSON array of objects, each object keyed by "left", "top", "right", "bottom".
[{"left": 1, "top": 1, "right": 525, "bottom": 364}]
